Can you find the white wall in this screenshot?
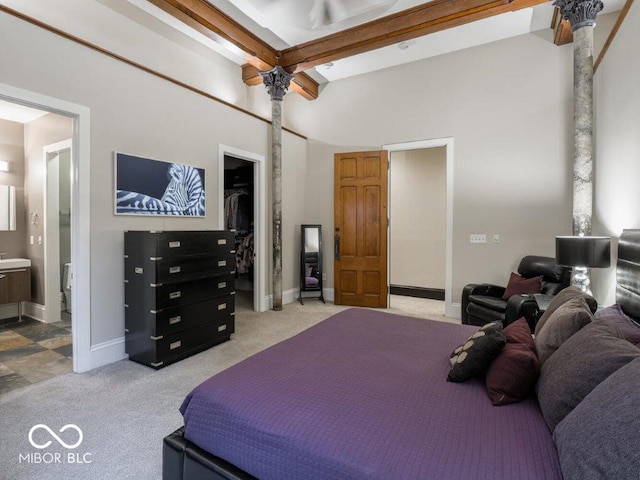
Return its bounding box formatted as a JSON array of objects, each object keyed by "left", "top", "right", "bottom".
[
  {"left": 390, "top": 148, "right": 446, "bottom": 289},
  {"left": 0, "top": 7, "right": 306, "bottom": 352},
  {"left": 593, "top": 1, "right": 640, "bottom": 306},
  {"left": 289, "top": 32, "right": 575, "bottom": 305}
]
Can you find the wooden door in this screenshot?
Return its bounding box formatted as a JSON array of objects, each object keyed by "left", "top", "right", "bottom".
[{"left": 334, "top": 151, "right": 388, "bottom": 307}]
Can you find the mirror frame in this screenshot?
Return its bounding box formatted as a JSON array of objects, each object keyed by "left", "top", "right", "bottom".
[{"left": 299, "top": 224, "right": 325, "bottom": 304}]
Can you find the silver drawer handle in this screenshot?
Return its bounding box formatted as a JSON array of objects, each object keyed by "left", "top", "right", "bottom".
[
  {"left": 168, "top": 241, "right": 181, "bottom": 248},
  {"left": 218, "top": 324, "right": 227, "bottom": 332},
  {"left": 218, "top": 282, "right": 227, "bottom": 289},
  {"left": 169, "top": 316, "right": 181, "bottom": 325},
  {"left": 0, "top": 274, "right": 4, "bottom": 279},
  {"left": 169, "top": 266, "right": 181, "bottom": 274},
  {"left": 217, "top": 260, "right": 227, "bottom": 267},
  {"left": 218, "top": 239, "right": 227, "bottom": 245},
  {"left": 170, "top": 340, "right": 182, "bottom": 350},
  {"left": 169, "top": 291, "right": 181, "bottom": 300},
  {"left": 218, "top": 303, "right": 227, "bottom": 311}
]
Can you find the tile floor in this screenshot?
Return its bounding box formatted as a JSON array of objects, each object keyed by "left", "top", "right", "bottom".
[{"left": 0, "top": 314, "right": 72, "bottom": 395}]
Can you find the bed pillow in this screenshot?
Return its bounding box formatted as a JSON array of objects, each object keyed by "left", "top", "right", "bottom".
[
  {"left": 553, "top": 357, "right": 640, "bottom": 480},
  {"left": 536, "top": 321, "right": 640, "bottom": 432},
  {"left": 486, "top": 319, "right": 539, "bottom": 405},
  {"left": 501, "top": 273, "right": 542, "bottom": 300},
  {"left": 534, "top": 297, "right": 593, "bottom": 366},
  {"left": 447, "top": 322, "right": 506, "bottom": 383},
  {"left": 534, "top": 287, "right": 597, "bottom": 336},
  {"left": 594, "top": 304, "right": 640, "bottom": 345}
]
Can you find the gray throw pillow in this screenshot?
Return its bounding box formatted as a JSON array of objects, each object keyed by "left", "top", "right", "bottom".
[
  {"left": 536, "top": 322, "right": 640, "bottom": 432},
  {"left": 534, "top": 297, "right": 594, "bottom": 366},
  {"left": 553, "top": 357, "right": 640, "bottom": 480},
  {"left": 534, "top": 286, "right": 597, "bottom": 336}
]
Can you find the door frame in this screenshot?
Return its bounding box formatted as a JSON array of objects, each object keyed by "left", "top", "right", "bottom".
[
  {"left": 218, "top": 144, "right": 267, "bottom": 312},
  {"left": 383, "top": 138, "right": 455, "bottom": 318},
  {"left": 0, "top": 81, "right": 91, "bottom": 373},
  {"left": 44, "top": 139, "right": 72, "bottom": 324}
]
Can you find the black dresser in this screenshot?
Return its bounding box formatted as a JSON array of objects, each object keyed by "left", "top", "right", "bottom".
[{"left": 124, "top": 230, "right": 236, "bottom": 369}]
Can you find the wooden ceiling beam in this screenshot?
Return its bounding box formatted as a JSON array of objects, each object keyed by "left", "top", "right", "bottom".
[
  {"left": 279, "top": 0, "right": 549, "bottom": 71},
  {"left": 551, "top": 7, "right": 573, "bottom": 46},
  {"left": 147, "top": 0, "right": 278, "bottom": 70}
]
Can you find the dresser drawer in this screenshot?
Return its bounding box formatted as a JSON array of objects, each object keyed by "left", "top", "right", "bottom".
[
  {"left": 152, "top": 294, "right": 235, "bottom": 336},
  {"left": 136, "top": 316, "right": 234, "bottom": 369},
  {"left": 154, "top": 231, "right": 235, "bottom": 258},
  {"left": 153, "top": 254, "right": 234, "bottom": 283},
  {"left": 151, "top": 277, "right": 234, "bottom": 309}
]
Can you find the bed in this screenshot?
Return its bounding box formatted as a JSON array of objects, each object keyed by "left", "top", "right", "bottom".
[{"left": 163, "top": 229, "right": 640, "bottom": 480}]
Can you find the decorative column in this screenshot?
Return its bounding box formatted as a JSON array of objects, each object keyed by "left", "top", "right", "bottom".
[
  {"left": 553, "top": 0, "right": 603, "bottom": 236},
  {"left": 260, "top": 66, "right": 294, "bottom": 311}
]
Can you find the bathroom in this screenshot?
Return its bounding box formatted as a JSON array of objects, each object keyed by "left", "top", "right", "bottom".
[{"left": 0, "top": 99, "right": 74, "bottom": 394}]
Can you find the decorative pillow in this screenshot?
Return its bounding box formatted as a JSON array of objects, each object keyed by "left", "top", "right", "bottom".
[
  {"left": 594, "top": 304, "right": 640, "bottom": 345},
  {"left": 553, "top": 357, "right": 640, "bottom": 480},
  {"left": 305, "top": 263, "right": 313, "bottom": 278},
  {"left": 534, "top": 297, "right": 593, "bottom": 366},
  {"left": 536, "top": 321, "right": 640, "bottom": 432},
  {"left": 447, "top": 322, "right": 506, "bottom": 383},
  {"left": 486, "top": 319, "right": 539, "bottom": 405},
  {"left": 534, "top": 286, "right": 597, "bottom": 336},
  {"left": 501, "top": 272, "right": 542, "bottom": 300}
]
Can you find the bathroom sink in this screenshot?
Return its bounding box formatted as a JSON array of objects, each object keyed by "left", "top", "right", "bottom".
[{"left": 0, "top": 258, "right": 31, "bottom": 269}]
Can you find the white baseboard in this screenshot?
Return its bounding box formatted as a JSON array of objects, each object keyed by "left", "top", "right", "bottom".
[
  {"left": 448, "top": 302, "right": 461, "bottom": 320},
  {"left": 24, "top": 302, "right": 46, "bottom": 322},
  {"left": 90, "top": 336, "right": 127, "bottom": 370},
  {"left": 0, "top": 304, "right": 19, "bottom": 320}
]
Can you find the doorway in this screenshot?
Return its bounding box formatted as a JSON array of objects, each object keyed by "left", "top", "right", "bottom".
[
  {"left": 0, "top": 81, "right": 91, "bottom": 373},
  {"left": 45, "top": 140, "right": 72, "bottom": 325},
  {"left": 218, "top": 145, "right": 267, "bottom": 312},
  {"left": 384, "top": 138, "right": 455, "bottom": 318}
]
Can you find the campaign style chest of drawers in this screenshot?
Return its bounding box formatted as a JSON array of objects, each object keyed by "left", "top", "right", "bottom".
[{"left": 124, "top": 230, "right": 235, "bottom": 369}]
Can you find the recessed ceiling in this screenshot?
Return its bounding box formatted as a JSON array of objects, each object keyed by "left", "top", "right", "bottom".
[{"left": 0, "top": 98, "right": 48, "bottom": 124}]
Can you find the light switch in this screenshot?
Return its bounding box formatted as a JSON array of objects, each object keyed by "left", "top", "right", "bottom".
[
  {"left": 470, "top": 234, "right": 487, "bottom": 244},
  {"left": 493, "top": 234, "right": 500, "bottom": 243},
  {"left": 30, "top": 235, "right": 34, "bottom": 245}
]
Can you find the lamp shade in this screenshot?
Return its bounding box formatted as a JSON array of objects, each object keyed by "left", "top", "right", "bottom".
[{"left": 555, "top": 236, "right": 611, "bottom": 268}]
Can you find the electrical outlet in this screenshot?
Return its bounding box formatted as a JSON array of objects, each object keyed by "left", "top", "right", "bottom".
[{"left": 470, "top": 234, "right": 487, "bottom": 244}]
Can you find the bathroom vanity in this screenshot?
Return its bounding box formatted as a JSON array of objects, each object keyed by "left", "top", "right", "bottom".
[{"left": 0, "top": 258, "right": 32, "bottom": 321}]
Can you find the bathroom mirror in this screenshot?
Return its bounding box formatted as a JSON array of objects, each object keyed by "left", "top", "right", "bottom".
[
  {"left": 299, "top": 224, "right": 325, "bottom": 304},
  {"left": 0, "top": 185, "right": 16, "bottom": 231}
]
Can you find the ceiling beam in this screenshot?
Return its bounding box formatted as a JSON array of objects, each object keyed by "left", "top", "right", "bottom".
[
  {"left": 149, "top": 0, "right": 549, "bottom": 98},
  {"left": 551, "top": 7, "right": 573, "bottom": 45},
  {"left": 279, "top": 0, "right": 550, "bottom": 71}
]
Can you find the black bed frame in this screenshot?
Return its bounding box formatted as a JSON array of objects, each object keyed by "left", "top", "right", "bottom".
[{"left": 162, "top": 229, "right": 640, "bottom": 480}]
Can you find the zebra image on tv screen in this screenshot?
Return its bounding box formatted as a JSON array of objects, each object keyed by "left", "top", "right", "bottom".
[{"left": 115, "top": 152, "right": 205, "bottom": 216}]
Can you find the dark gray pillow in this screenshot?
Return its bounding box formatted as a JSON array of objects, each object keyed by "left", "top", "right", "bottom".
[
  {"left": 536, "top": 322, "right": 640, "bottom": 432},
  {"left": 534, "top": 297, "right": 594, "bottom": 366},
  {"left": 534, "top": 286, "right": 597, "bottom": 336},
  {"left": 447, "top": 322, "right": 505, "bottom": 383},
  {"left": 553, "top": 357, "right": 640, "bottom": 480}
]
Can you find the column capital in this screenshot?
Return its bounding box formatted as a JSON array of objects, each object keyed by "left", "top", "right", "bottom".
[
  {"left": 553, "top": 0, "right": 603, "bottom": 31},
  {"left": 259, "top": 66, "right": 294, "bottom": 102}
]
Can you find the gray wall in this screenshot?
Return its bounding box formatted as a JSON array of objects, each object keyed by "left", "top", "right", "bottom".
[
  {"left": 0, "top": 8, "right": 306, "bottom": 347},
  {"left": 24, "top": 114, "right": 73, "bottom": 304},
  {"left": 289, "top": 32, "right": 575, "bottom": 306},
  {"left": 390, "top": 148, "right": 446, "bottom": 290},
  {"left": 0, "top": 119, "right": 25, "bottom": 259}
]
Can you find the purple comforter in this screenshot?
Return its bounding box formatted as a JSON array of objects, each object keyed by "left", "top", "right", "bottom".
[{"left": 180, "top": 308, "right": 562, "bottom": 480}]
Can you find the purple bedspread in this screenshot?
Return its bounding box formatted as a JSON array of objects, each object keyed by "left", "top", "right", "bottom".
[{"left": 180, "top": 308, "right": 562, "bottom": 480}]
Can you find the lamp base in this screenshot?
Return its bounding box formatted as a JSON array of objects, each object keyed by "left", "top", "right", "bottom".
[{"left": 571, "top": 267, "right": 592, "bottom": 296}]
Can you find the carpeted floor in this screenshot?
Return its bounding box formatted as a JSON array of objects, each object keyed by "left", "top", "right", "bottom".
[{"left": 0, "top": 298, "right": 456, "bottom": 479}]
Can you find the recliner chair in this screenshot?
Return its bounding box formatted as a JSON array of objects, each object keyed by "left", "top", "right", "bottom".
[{"left": 461, "top": 255, "right": 571, "bottom": 332}]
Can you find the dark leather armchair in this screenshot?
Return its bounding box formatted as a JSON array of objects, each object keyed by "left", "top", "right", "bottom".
[{"left": 461, "top": 255, "right": 571, "bottom": 332}]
